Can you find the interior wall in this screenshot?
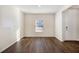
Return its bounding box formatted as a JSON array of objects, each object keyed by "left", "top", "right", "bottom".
[
  {"left": 24, "top": 14, "right": 55, "bottom": 37},
  {"left": 77, "top": 10, "right": 79, "bottom": 39},
  {"left": 0, "top": 6, "right": 21, "bottom": 52},
  {"left": 55, "top": 5, "right": 72, "bottom": 41},
  {"left": 19, "top": 12, "right": 25, "bottom": 39},
  {"left": 62, "top": 8, "right": 79, "bottom": 41},
  {"left": 16, "top": 10, "right": 25, "bottom": 41},
  {"left": 55, "top": 12, "right": 63, "bottom": 41}
]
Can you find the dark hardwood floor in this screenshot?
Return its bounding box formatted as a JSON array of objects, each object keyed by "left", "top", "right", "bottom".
[{"left": 2, "top": 37, "right": 79, "bottom": 53}]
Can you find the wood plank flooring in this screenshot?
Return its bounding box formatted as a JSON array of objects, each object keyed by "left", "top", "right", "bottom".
[{"left": 2, "top": 37, "right": 79, "bottom": 53}]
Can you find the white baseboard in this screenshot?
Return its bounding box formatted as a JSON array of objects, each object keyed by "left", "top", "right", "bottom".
[
  {"left": 63, "top": 39, "right": 79, "bottom": 41},
  {"left": 55, "top": 36, "right": 63, "bottom": 42},
  {"left": 24, "top": 36, "right": 55, "bottom": 37},
  {"left": 0, "top": 40, "right": 17, "bottom": 53}
]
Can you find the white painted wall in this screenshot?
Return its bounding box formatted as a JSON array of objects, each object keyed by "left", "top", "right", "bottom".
[
  {"left": 55, "top": 6, "right": 72, "bottom": 41},
  {"left": 19, "top": 12, "right": 25, "bottom": 39},
  {"left": 0, "top": 6, "right": 22, "bottom": 52},
  {"left": 17, "top": 11, "right": 24, "bottom": 40},
  {"left": 55, "top": 12, "right": 63, "bottom": 41},
  {"left": 62, "top": 8, "right": 79, "bottom": 41},
  {"left": 77, "top": 10, "right": 79, "bottom": 39},
  {"left": 24, "top": 14, "right": 55, "bottom": 37}
]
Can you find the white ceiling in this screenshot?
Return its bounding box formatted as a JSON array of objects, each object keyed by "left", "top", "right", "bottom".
[{"left": 16, "top": 5, "right": 64, "bottom": 13}]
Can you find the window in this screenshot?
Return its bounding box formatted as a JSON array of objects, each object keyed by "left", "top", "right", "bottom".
[{"left": 35, "top": 19, "right": 44, "bottom": 32}]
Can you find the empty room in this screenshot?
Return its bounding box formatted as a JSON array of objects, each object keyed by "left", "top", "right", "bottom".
[{"left": 0, "top": 5, "right": 79, "bottom": 53}]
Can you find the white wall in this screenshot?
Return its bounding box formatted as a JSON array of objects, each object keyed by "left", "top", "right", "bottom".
[
  {"left": 24, "top": 14, "right": 55, "bottom": 37},
  {"left": 17, "top": 11, "right": 24, "bottom": 40},
  {"left": 0, "top": 6, "right": 22, "bottom": 52},
  {"left": 19, "top": 12, "right": 24, "bottom": 39},
  {"left": 55, "top": 6, "right": 72, "bottom": 41},
  {"left": 62, "top": 8, "right": 79, "bottom": 41},
  {"left": 55, "top": 12, "right": 62, "bottom": 41},
  {"left": 77, "top": 9, "right": 79, "bottom": 39}
]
